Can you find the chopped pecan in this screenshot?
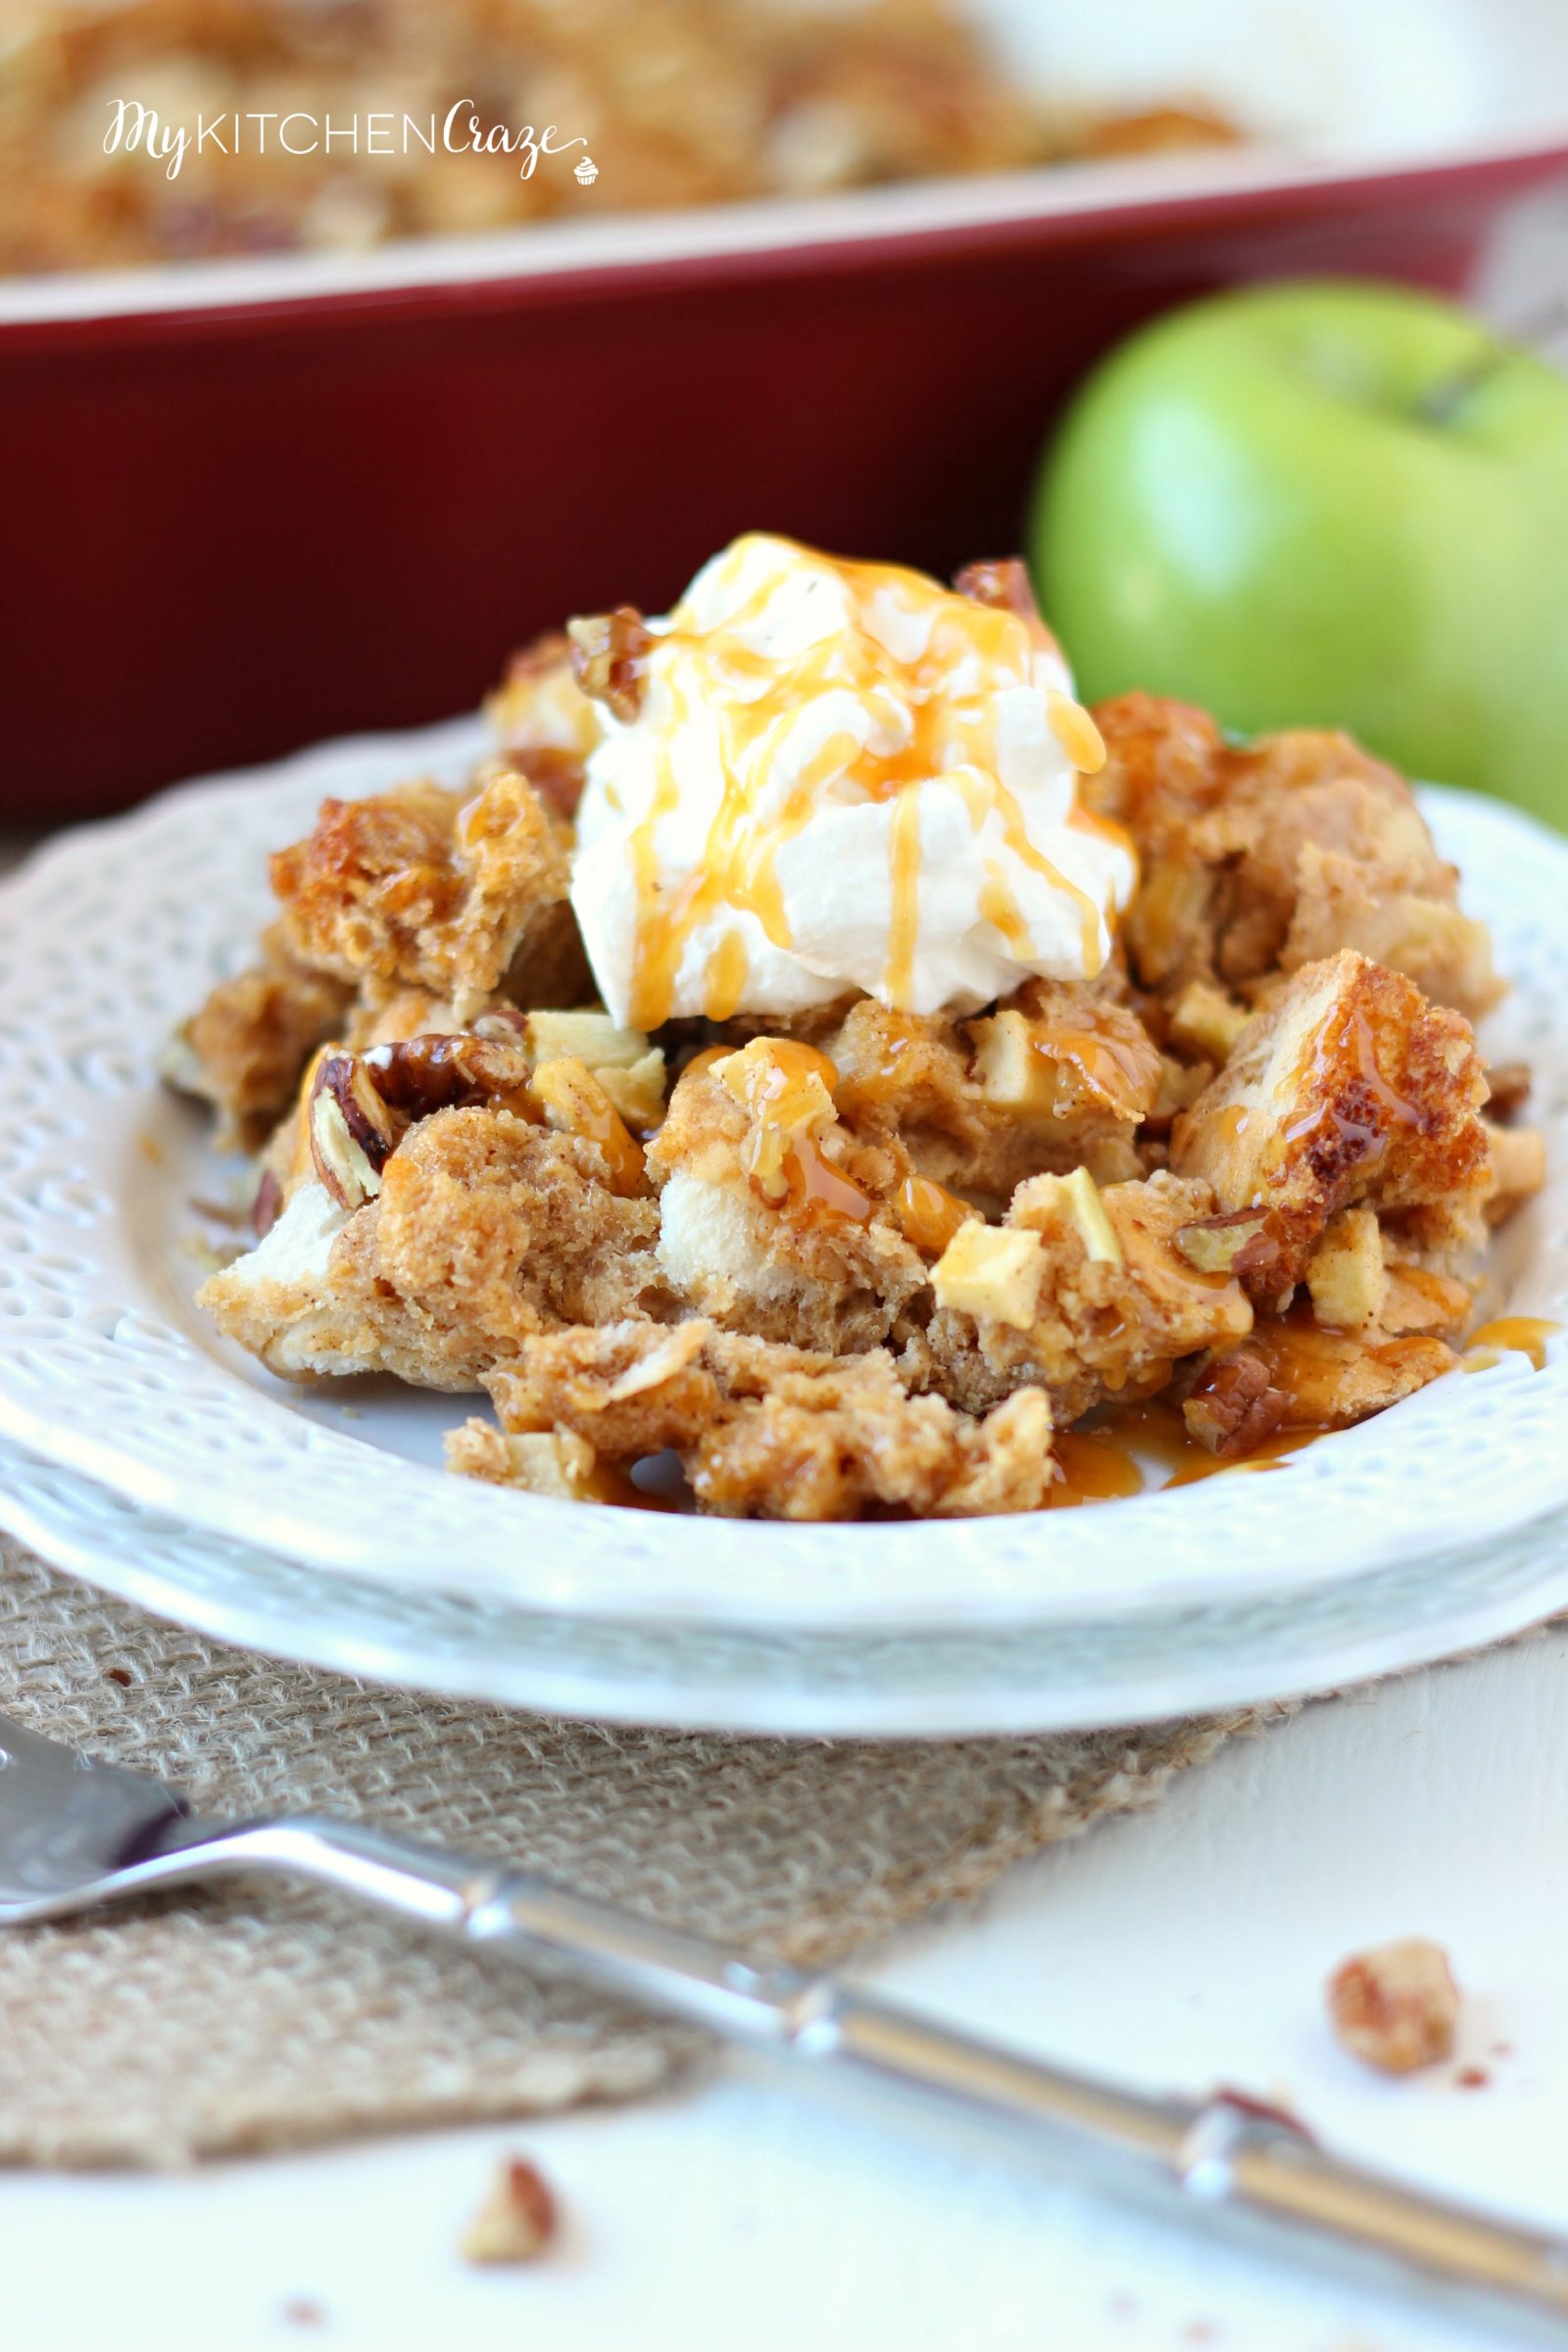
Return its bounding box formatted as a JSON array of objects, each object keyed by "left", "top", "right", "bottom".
[
  {"left": 253, "top": 1166, "right": 282, "bottom": 1239},
  {"left": 953, "top": 557, "right": 1042, "bottom": 625},
  {"left": 470, "top": 1005, "right": 530, "bottom": 1043},
  {"left": 308, "top": 1054, "right": 400, "bottom": 1210},
  {"left": 1182, "top": 1349, "right": 1289, "bottom": 1459},
  {"left": 1484, "top": 1061, "right": 1532, "bottom": 1124},
  {"left": 566, "top": 607, "right": 655, "bottom": 722},
  {"left": 1483, "top": 1118, "right": 1546, "bottom": 1225},
  {"left": 1327, "top": 1938, "right": 1459, "bottom": 2074},
  {"left": 1174, "top": 1207, "right": 1285, "bottom": 1291},
  {"left": 363, "top": 1032, "right": 537, "bottom": 1122},
  {"left": 460, "top": 2156, "right": 558, "bottom": 2264}
]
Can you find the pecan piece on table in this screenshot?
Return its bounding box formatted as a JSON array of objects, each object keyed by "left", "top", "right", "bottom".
[
  {"left": 460, "top": 2156, "right": 559, "bottom": 2264},
  {"left": 1327, "top": 1937, "right": 1460, "bottom": 2074}
]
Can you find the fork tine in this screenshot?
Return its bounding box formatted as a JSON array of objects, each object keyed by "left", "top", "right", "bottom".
[{"left": 0, "top": 1712, "right": 195, "bottom": 1914}]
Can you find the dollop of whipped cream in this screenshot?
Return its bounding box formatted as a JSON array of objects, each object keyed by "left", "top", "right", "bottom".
[{"left": 569, "top": 533, "right": 1135, "bottom": 1030}]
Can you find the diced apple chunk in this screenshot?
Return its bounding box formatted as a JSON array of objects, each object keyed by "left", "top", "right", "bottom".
[
  {"left": 931, "top": 1221, "right": 1047, "bottom": 1330},
  {"left": 1483, "top": 1120, "right": 1546, "bottom": 1225},
  {"left": 1168, "top": 980, "right": 1251, "bottom": 1064},
  {"left": 1023, "top": 1166, "right": 1124, "bottom": 1267},
  {"left": 1305, "top": 1207, "right": 1389, "bottom": 1330},
  {"left": 524, "top": 1009, "right": 665, "bottom": 1127},
  {"left": 445, "top": 1420, "right": 617, "bottom": 1501}
]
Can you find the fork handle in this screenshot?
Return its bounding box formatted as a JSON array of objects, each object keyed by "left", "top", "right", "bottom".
[{"left": 181, "top": 1814, "right": 1568, "bottom": 2325}]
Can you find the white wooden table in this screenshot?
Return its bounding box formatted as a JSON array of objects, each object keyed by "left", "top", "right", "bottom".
[
  {"left": 4, "top": 1627, "right": 1567, "bottom": 2350},
  {"left": 4, "top": 190, "right": 1568, "bottom": 2352}
]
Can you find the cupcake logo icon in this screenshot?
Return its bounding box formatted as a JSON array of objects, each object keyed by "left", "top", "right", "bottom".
[{"left": 574, "top": 156, "right": 599, "bottom": 186}]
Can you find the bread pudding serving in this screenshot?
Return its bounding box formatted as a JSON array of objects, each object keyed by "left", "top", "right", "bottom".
[{"left": 168, "top": 535, "right": 1545, "bottom": 1522}]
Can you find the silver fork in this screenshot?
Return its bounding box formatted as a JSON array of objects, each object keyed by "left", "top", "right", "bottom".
[{"left": 4, "top": 1707, "right": 1567, "bottom": 2332}]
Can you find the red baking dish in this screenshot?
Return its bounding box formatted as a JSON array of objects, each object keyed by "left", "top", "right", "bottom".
[{"left": 4, "top": 104, "right": 1567, "bottom": 820}]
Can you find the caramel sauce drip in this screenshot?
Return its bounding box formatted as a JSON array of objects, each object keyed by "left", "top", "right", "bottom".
[
  {"left": 703, "top": 930, "right": 751, "bottom": 1023},
  {"left": 1043, "top": 1427, "right": 1146, "bottom": 1508},
  {"left": 896, "top": 1175, "right": 973, "bottom": 1257},
  {"left": 729, "top": 1039, "right": 839, "bottom": 1106},
  {"left": 619, "top": 538, "right": 1130, "bottom": 1028},
  {"left": 1285, "top": 1009, "right": 1427, "bottom": 1155},
  {"left": 560, "top": 1091, "right": 644, "bottom": 1200},
  {"left": 1463, "top": 1315, "right": 1558, "bottom": 1374},
  {"left": 1242, "top": 1301, "right": 1454, "bottom": 1427},
  {"left": 885, "top": 787, "right": 923, "bottom": 1009},
  {"left": 1161, "top": 1429, "right": 1320, "bottom": 1486},
  {"left": 781, "top": 1135, "right": 876, "bottom": 1224},
  {"left": 1045, "top": 1398, "right": 1322, "bottom": 1508},
  {"left": 1030, "top": 1018, "right": 1162, "bottom": 1114},
  {"left": 1046, "top": 689, "right": 1106, "bottom": 775},
  {"left": 726, "top": 1040, "right": 877, "bottom": 1227},
  {"left": 978, "top": 867, "right": 1031, "bottom": 953},
  {"left": 529, "top": 1057, "right": 646, "bottom": 1197}
]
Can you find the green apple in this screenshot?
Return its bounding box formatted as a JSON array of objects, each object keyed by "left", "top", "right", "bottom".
[{"left": 1030, "top": 279, "right": 1568, "bottom": 825}]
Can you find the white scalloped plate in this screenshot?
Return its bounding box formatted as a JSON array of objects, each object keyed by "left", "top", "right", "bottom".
[
  {"left": 0, "top": 723, "right": 1565, "bottom": 1646},
  {"left": 4, "top": 1432, "right": 1567, "bottom": 1734}
]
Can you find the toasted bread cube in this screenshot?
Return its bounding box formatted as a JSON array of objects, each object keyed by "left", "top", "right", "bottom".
[
  {"left": 1305, "top": 1207, "right": 1389, "bottom": 1331},
  {"left": 1284, "top": 844, "right": 1500, "bottom": 1019},
  {"left": 1376, "top": 1266, "right": 1473, "bottom": 1339},
  {"left": 931, "top": 1221, "right": 1047, "bottom": 1329},
  {"left": 163, "top": 927, "right": 356, "bottom": 1153},
  {"left": 270, "top": 764, "right": 585, "bottom": 1020},
  {"left": 1171, "top": 952, "right": 1489, "bottom": 1289},
  {"left": 479, "top": 1321, "right": 1054, "bottom": 1521},
  {"left": 1089, "top": 696, "right": 1500, "bottom": 1021},
  {"left": 1249, "top": 1315, "right": 1456, "bottom": 1428}
]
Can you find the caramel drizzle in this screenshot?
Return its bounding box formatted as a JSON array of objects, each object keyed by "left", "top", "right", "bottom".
[
  {"left": 1044, "top": 1399, "right": 1322, "bottom": 1508},
  {"left": 618, "top": 538, "right": 1127, "bottom": 1029},
  {"left": 1284, "top": 1009, "right": 1426, "bottom": 1154},
  {"left": 1463, "top": 1316, "right": 1558, "bottom": 1374}
]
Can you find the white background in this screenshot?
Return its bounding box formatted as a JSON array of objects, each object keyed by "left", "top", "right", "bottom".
[
  {"left": 3, "top": 191, "right": 1567, "bottom": 2352},
  {"left": 5, "top": 1626, "right": 1568, "bottom": 2351}
]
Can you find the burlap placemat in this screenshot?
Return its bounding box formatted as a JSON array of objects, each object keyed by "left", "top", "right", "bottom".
[{"left": 0, "top": 1536, "right": 1271, "bottom": 2170}]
